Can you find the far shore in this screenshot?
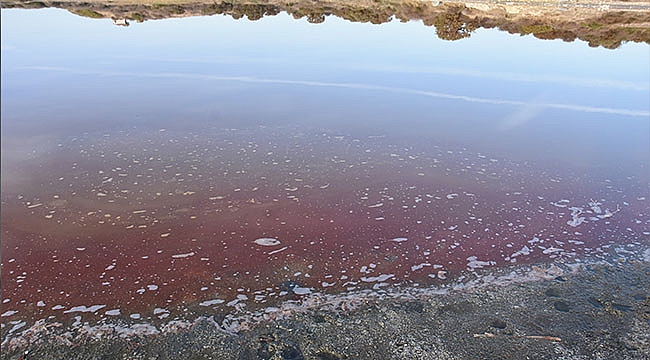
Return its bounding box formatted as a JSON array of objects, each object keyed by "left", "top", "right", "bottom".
[{"left": 3, "top": 0, "right": 649, "bottom": 47}]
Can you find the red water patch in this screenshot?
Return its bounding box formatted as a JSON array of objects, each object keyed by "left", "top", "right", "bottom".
[{"left": 2, "top": 127, "right": 649, "bottom": 324}]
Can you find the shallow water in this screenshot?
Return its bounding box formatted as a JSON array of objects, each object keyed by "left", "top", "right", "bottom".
[{"left": 1, "top": 8, "right": 649, "bottom": 340}]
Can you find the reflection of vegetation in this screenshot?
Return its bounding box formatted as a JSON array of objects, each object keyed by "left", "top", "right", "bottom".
[
  {"left": 292, "top": 8, "right": 327, "bottom": 23},
  {"left": 584, "top": 22, "right": 604, "bottom": 30},
  {"left": 432, "top": 6, "right": 477, "bottom": 40},
  {"left": 336, "top": 7, "right": 392, "bottom": 24},
  {"left": 201, "top": 2, "right": 281, "bottom": 20},
  {"left": 520, "top": 24, "right": 553, "bottom": 35},
  {"left": 19, "top": 1, "right": 46, "bottom": 8},
  {"left": 130, "top": 12, "right": 145, "bottom": 22},
  {"left": 152, "top": 3, "right": 185, "bottom": 14},
  {"left": 201, "top": 2, "right": 233, "bottom": 15},
  {"left": 3, "top": 0, "right": 649, "bottom": 48},
  {"left": 232, "top": 4, "right": 280, "bottom": 20},
  {"left": 70, "top": 9, "right": 104, "bottom": 19}
]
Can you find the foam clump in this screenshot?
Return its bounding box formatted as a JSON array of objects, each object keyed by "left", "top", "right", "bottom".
[{"left": 254, "top": 238, "right": 281, "bottom": 246}]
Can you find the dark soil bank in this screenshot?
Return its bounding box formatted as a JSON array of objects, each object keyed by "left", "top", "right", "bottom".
[{"left": 3, "top": 260, "right": 649, "bottom": 360}]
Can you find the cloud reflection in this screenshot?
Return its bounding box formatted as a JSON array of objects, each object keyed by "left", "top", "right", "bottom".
[
  {"left": 20, "top": 66, "right": 650, "bottom": 118},
  {"left": 112, "top": 56, "right": 650, "bottom": 92}
]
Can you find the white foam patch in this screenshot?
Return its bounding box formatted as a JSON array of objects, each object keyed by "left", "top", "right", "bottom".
[
  {"left": 466, "top": 256, "right": 495, "bottom": 270},
  {"left": 254, "top": 238, "right": 281, "bottom": 246},
  {"left": 116, "top": 323, "right": 159, "bottom": 337},
  {"left": 411, "top": 263, "right": 431, "bottom": 272},
  {"left": 63, "top": 305, "right": 106, "bottom": 314},
  {"left": 199, "top": 299, "right": 226, "bottom": 306},
  {"left": 567, "top": 207, "right": 586, "bottom": 227},
  {"left": 1, "top": 310, "right": 18, "bottom": 317},
  {"left": 292, "top": 287, "right": 312, "bottom": 295},
  {"left": 511, "top": 245, "right": 532, "bottom": 257},
  {"left": 567, "top": 217, "right": 585, "bottom": 227},
  {"left": 588, "top": 200, "right": 602, "bottom": 214},
  {"left": 528, "top": 237, "right": 542, "bottom": 244},
  {"left": 105, "top": 309, "right": 121, "bottom": 316},
  {"left": 542, "top": 247, "right": 563, "bottom": 254},
  {"left": 361, "top": 274, "right": 395, "bottom": 282},
  {"left": 171, "top": 252, "right": 195, "bottom": 259},
  {"left": 8, "top": 321, "right": 26, "bottom": 334},
  {"left": 390, "top": 237, "right": 408, "bottom": 243},
  {"left": 268, "top": 246, "right": 288, "bottom": 255}
]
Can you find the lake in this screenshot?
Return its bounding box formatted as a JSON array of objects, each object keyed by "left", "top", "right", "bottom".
[{"left": 1, "top": 4, "right": 649, "bottom": 358}]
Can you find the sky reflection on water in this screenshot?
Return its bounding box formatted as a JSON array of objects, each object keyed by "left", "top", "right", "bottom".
[{"left": 1, "top": 8, "right": 649, "bottom": 329}]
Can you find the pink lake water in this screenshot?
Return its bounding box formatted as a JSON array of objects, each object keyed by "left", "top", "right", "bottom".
[
  {"left": 2, "top": 125, "right": 649, "bottom": 324},
  {"left": 1, "top": 8, "right": 649, "bottom": 339}
]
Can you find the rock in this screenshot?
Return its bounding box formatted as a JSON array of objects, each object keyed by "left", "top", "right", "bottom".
[
  {"left": 281, "top": 344, "right": 304, "bottom": 360},
  {"left": 490, "top": 318, "right": 507, "bottom": 329},
  {"left": 544, "top": 287, "right": 561, "bottom": 297},
  {"left": 553, "top": 300, "right": 570, "bottom": 312}
]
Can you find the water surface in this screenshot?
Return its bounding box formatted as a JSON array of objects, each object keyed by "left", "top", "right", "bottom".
[{"left": 1, "top": 8, "right": 649, "bottom": 333}]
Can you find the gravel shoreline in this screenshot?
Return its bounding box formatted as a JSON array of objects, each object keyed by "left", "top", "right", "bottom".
[{"left": 3, "top": 258, "right": 649, "bottom": 360}]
